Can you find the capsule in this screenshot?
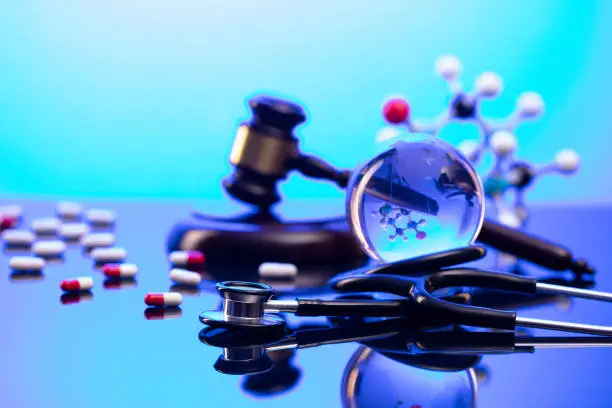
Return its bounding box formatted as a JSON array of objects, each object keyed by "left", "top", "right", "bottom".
[
  {"left": 2, "top": 229, "right": 35, "bottom": 246},
  {"left": 59, "top": 223, "right": 89, "bottom": 240},
  {"left": 85, "top": 209, "right": 117, "bottom": 226},
  {"left": 31, "top": 218, "right": 61, "bottom": 236},
  {"left": 56, "top": 201, "right": 84, "bottom": 220},
  {"left": 91, "top": 247, "right": 127, "bottom": 263},
  {"left": 60, "top": 277, "right": 94, "bottom": 292},
  {"left": 169, "top": 251, "right": 205, "bottom": 267},
  {"left": 169, "top": 268, "right": 202, "bottom": 286},
  {"left": 144, "top": 292, "right": 183, "bottom": 307},
  {"left": 258, "top": 262, "right": 298, "bottom": 279},
  {"left": 9, "top": 256, "right": 45, "bottom": 271},
  {"left": 33, "top": 240, "right": 67, "bottom": 257},
  {"left": 0, "top": 214, "right": 19, "bottom": 229},
  {"left": 102, "top": 263, "right": 138, "bottom": 278},
  {"left": 81, "top": 232, "right": 115, "bottom": 248}
]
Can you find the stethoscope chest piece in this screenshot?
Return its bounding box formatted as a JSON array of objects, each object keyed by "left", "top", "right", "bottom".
[{"left": 199, "top": 281, "right": 286, "bottom": 329}]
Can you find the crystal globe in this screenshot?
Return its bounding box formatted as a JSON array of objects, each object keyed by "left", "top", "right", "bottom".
[{"left": 346, "top": 133, "right": 485, "bottom": 263}]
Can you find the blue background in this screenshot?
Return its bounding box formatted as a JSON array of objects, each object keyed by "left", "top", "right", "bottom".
[{"left": 0, "top": 0, "right": 610, "bottom": 203}]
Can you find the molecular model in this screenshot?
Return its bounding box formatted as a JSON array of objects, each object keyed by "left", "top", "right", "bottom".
[
  {"left": 372, "top": 203, "right": 427, "bottom": 241},
  {"left": 377, "top": 55, "right": 581, "bottom": 229}
]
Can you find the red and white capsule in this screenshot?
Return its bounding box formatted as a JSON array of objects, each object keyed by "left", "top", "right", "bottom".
[
  {"left": 102, "top": 263, "right": 138, "bottom": 278},
  {"left": 0, "top": 214, "right": 19, "bottom": 229},
  {"left": 60, "top": 277, "right": 94, "bottom": 292},
  {"left": 169, "top": 251, "right": 205, "bottom": 267},
  {"left": 144, "top": 292, "right": 183, "bottom": 307}
]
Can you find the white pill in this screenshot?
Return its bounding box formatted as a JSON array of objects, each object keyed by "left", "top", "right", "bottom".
[
  {"left": 9, "top": 256, "right": 45, "bottom": 271},
  {"left": 81, "top": 232, "right": 115, "bottom": 248},
  {"left": 33, "top": 240, "right": 67, "bottom": 257},
  {"left": 169, "top": 269, "right": 202, "bottom": 286},
  {"left": 2, "top": 229, "right": 35, "bottom": 246},
  {"left": 85, "top": 209, "right": 117, "bottom": 225},
  {"left": 56, "top": 201, "right": 84, "bottom": 219},
  {"left": 31, "top": 218, "right": 61, "bottom": 235},
  {"left": 91, "top": 247, "right": 127, "bottom": 263},
  {"left": 258, "top": 262, "right": 298, "bottom": 278},
  {"left": 59, "top": 223, "right": 90, "bottom": 240},
  {"left": 0, "top": 205, "right": 23, "bottom": 219}
]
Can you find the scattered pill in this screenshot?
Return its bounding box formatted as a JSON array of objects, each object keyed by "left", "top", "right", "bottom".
[
  {"left": 85, "top": 209, "right": 117, "bottom": 226},
  {"left": 258, "top": 262, "right": 298, "bottom": 279},
  {"left": 91, "top": 247, "right": 127, "bottom": 263},
  {"left": 169, "top": 251, "right": 205, "bottom": 267},
  {"left": 81, "top": 232, "right": 115, "bottom": 248},
  {"left": 0, "top": 205, "right": 23, "bottom": 219},
  {"left": 60, "top": 277, "right": 94, "bottom": 292},
  {"left": 9, "top": 256, "right": 45, "bottom": 271},
  {"left": 60, "top": 292, "right": 93, "bottom": 305},
  {"left": 59, "top": 223, "right": 89, "bottom": 240},
  {"left": 102, "top": 263, "right": 138, "bottom": 278},
  {"left": 145, "top": 292, "right": 183, "bottom": 307},
  {"left": 33, "top": 240, "right": 67, "bottom": 257},
  {"left": 144, "top": 307, "right": 182, "bottom": 320},
  {"left": 56, "top": 201, "right": 84, "bottom": 220},
  {"left": 2, "top": 229, "right": 35, "bottom": 246},
  {"left": 31, "top": 218, "right": 61, "bottom": 235},
  {"left": 169, "top": 268, "right": 202, "bottom": 286}
]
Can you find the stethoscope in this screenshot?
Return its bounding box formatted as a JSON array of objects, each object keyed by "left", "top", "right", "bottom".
[{"left": 199, "top": 245, "right": 612, "bottom": 337}]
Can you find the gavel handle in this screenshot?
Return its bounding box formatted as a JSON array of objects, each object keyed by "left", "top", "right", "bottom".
[
  {"left": 477, "top": 220, "right": 594, "bottom": 274},
  {"left": 290, "top": 154, "right": 350, "bottom": 188}
]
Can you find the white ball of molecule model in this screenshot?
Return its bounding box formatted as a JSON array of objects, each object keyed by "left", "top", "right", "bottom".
[
  {"left": 490, "top": 130, "right": 517, "bottom": 158},
  {"left": 457, "top": 140, "right": 481, "bottom": 162},
  {"left": 435, "top": 55, "right": 462, "bottom": 81},
  {"left": 475, "top": 72, "right": 503, "bottom": 98},
  {"left": 376, "top": 127, "right": 402, "bottom": 143},
  {"left": 554, "top": 149, "right": 580, "bottom": 174},
  {"left": 517, "top": 91, "right": 545, "bottom": 118}
]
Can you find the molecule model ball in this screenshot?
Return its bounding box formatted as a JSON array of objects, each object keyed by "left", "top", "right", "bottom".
[
  {"left": 382, "top": 98, "right": 410, "bottom": 124},
  {"left": 346, "top": 133, "right": 485, "bottom": 263}
]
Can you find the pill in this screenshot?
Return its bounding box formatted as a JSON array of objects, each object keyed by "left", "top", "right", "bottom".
[
  {"left": 144, "top": 292, "right": 183, "bottom": 307},
  {"left": 2, "top": 229, "right": 35, "bottom": 246},
  {"left": 85, "top": 209, "right": 117, "bottom": 226},
  {"left": 31, "top": 218, "right": 61, "bottom": 235},
  {"left": 144, "top": 307, "right": 182, "bottom": 320},
  {"left": 33, "top": 240, "right": 67, "bottom": 257},
  {"left": 9, "top": 256, "right": 45, "bottom": 271},
  {"left": 60, "top": 277, "right": 94, "bottom": 292},
  {"left": 0, "top": 214, "right": 19, "bottom": 229},
  {"left": 0, "top": 205, "right": 23, "bottom": 219},
  {"left": 102, "top": 263, "right": 138, "bottom": 278},
  {"left": 169, "top": 251, "right": 205, "bottom": 267},
  {"left": 258, "top": 262, "right": 298, "bottom": 278},
  {"left": 59, "top": 223, "right": 89, "bottom": 240},
  {"left": 56, "top": 201, "right": 84, "bottom": 220},
  {"left": 61, "top": 292, "right": 93, "bottom": 305},
  {"left": 81, "top": 232, "right": 115, "bottom": 248},
  {"left": 91, "top": 247, "right": 127, "bottom": 263},
  {"left": 169, "top": 268, "right": 202, "bottom": 286}
]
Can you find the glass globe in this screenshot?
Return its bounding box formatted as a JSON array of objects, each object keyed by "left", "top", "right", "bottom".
[{"left": 347, "top": 133, "right": 485, "bottom": 263}]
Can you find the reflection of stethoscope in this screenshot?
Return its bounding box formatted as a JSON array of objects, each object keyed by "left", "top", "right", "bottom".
[{"left": 199, "top": 246, "right": 612, "bottom": 337}]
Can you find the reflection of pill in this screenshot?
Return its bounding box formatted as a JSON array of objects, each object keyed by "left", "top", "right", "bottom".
[
  {"left": 169, "top": 251, "right": 205, "bottom": 267},
  {"left": 61, "top": 277, "right": 94, "bottom": 292},
  {"left": 144, "top": 307, "right": 182, "bottom": 320},
  {"left": 56, "top": 202, "right": 84, "bottom": 219},
  {"left": 85, "top": 209, "right": 117, "bottom": 225},
  {"left": 145, "top": 292, "right": 183, "bottom": 307},
  {"left": 31, "top": 218, "right": 61, "bottom": 235},
  {"left": 102, "top": 263, "right": 138, "bottom": 278},
  {"left": 59, "top": 223, "right": 89, "bottom": 240},
  {"left": 91, "top": 247, "right": 127, "bottom": 262},
  {"left": 0, "top": 215, "right": 19, "bottom": 229},
  {"left": 0, "top": 205, "right": 23, "bottom": 219},
  {"left": 9, "top": 256, "right": 45, "bottom": 271},
  {"left": 60, "top": 291, "right": 93, "bottom": 305},
  {"left": 33, "top": 240, "right": 67, "bottom": 257},
  {"left": 258, "top": 262, "right": 298, "bottom": 278},
  {"left": 2, "top": 229, "right": 35, "bottom": 246},
  {"left": 81, "top": 233, "right": 115, "bottom": 248},
  {"left": 169, "top": 269, "right": 202, "bottom": 286}
]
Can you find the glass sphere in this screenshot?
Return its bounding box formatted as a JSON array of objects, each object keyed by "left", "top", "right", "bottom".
[{"left": 347, "top": 134, "right": 485, "bottom": 263}]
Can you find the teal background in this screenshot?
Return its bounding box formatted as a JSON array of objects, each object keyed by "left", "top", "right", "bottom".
[{"left": 0, "top": 0, "right": 609, "bottom": 202}]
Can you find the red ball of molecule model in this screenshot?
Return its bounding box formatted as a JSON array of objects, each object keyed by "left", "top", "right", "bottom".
[{"left": 383, "top": 98, "right": 410, "bottom": 124}]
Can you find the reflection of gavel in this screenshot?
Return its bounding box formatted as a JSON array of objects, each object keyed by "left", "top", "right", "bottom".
[{"left": 224, "top": 95, "right": 593, "bottom": 275}]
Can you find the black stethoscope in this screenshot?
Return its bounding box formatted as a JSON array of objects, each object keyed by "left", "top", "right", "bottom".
[{"left": 199, "top": 246, "right": 612, "bottom": 336}]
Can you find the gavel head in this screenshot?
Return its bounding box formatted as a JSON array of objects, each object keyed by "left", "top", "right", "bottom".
[{"left": 223, "top": 96, "right": 307, "bottom": 209}]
